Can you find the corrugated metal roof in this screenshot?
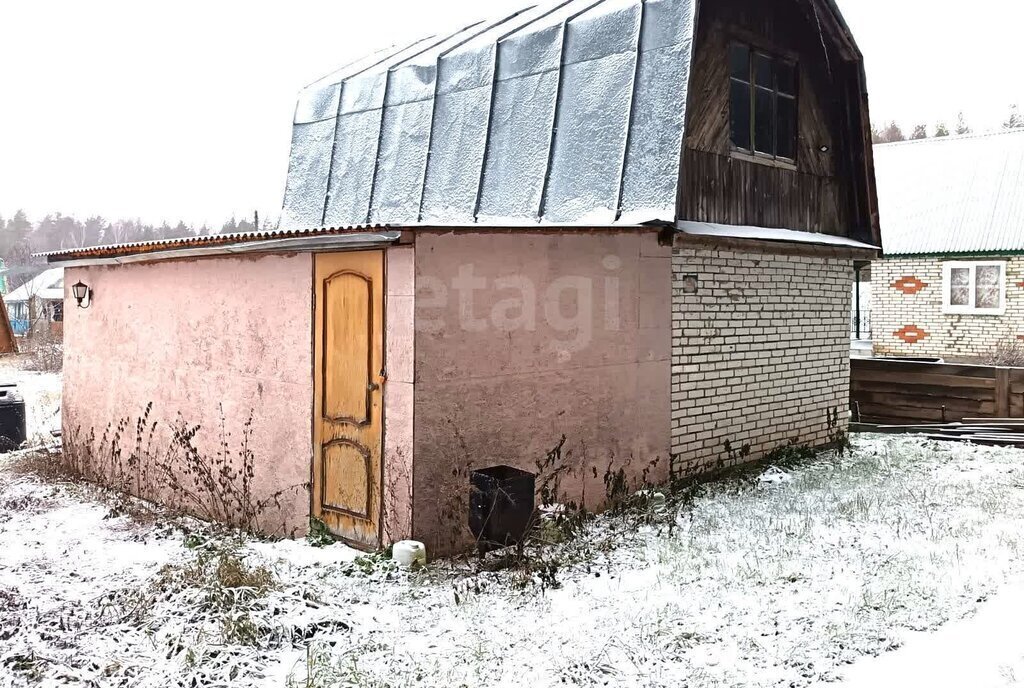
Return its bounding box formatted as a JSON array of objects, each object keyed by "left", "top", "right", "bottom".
[
  {"left": 874, "top": 129, "right": 1024, "bottom": 255},
  {"left": 36, "top": 225, "right": 394, "bottom": 262},
  {"left": 280, "top": 0, "right": 697, "bottom": 229}
]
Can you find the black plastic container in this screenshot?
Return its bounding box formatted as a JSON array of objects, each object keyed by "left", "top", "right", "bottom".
[
  {"left": 0, "top": 384, "right": 26, "bottom": 452},
  {"left": 469, "top": 465, "right": 536, "bottom": 551}
]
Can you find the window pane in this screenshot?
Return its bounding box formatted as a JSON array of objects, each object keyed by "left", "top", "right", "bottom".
[
  {"left": 730, "top": 80, "right": 752, "bottom": 150},
  {"left": 976, "top": 265, "right": 1002, "bottom": 308},
  {"left": 776, "top": 96, "right": 797, "bottom": 159},
  {"left": 949, "top": 267, "right": 970, "bottom": 306},
  {"left": 776, "top": 61, "right": 797, "bottom": 96},
  {"left": 730, "top": 44, "right": 750, "bottom": 81},
  {"left": 754, "top": 88, "right": 774, "bottom": 154},
  {"left": 754, "top": 53, "right": 773, "bottom": 88}
]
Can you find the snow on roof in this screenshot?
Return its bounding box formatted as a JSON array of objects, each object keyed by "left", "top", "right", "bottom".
[
  {"left": 280, "top": 0, "right": 698, "bottom": 229},
  {"left": 4, "top": 267, "right": 64, "bottom": 303},
  {"left": 677, "top": 221, "right": 879, "bottom": 251},
  {"left": 874, "top": 129, "right": 1024, "bottom": 256}
]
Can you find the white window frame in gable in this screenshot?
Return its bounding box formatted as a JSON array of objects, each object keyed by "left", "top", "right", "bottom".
[{"left": 941, "top": 261, "right": 1006, "bottom": 315}]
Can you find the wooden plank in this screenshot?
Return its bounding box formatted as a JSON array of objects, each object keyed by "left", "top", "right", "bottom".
[
  {"left": 851, "top": 381, "right": 993, "bottom": 401},
  {"left": 850, "top": 423, "right": 918, "bottom": 434},
  {"left": 851, "top": 370, "right": 996, "bottom": 389},
  {"left": 996, "top": 368, "right": 1011, "bottom": 418},
  {"left": 851, "top": 392, "right": 993, "bottom": 415},
  {"left": 941, "top": 426, "right": 1024, "bottom": 433},
  {"left": 924, "top": 434, "right": 1024, "bottom": 447},
  {"left": 854, "top": 403, "right": 950, "bottom": 423},
  {"left": 852, "top": 359, "right": 997, "bottom": 378}
]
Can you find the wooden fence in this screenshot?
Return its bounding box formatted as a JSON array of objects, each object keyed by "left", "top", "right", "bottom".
[{"left": 850, "top": 358, "right": 1024, "bottom": 425}]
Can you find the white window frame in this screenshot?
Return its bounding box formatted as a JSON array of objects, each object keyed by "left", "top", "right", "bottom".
[{"left": 942, "top": 261, "right": 1006, "bottom": 315}]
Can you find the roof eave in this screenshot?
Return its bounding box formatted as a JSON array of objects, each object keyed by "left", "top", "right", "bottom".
[{"left": 43, "top": 231, "right": 403, "bottom": 267}]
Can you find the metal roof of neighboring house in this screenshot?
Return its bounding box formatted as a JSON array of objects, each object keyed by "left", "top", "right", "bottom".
[
  {"left": 874, "top": 128, "right": 1024, "bottom": 256},
  {"left": 4, "top": 267, "right": 64, "bottom": 302},
  {"left": 280, "top": 0, "right": 698, "bottom": 229}
]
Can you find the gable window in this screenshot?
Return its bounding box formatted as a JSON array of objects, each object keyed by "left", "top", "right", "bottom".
[
  {"left": 942, "top": 261, "right": 1006, "bottom": 314},
  {"left": 729, "top": 43, "right": 798, "bottom": 161}
]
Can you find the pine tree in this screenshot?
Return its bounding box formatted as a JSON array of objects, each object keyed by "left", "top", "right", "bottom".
[
  {"left": 934, "top": 122, "right": 950, "bottom": 137},
  {"left": 9, "top": 210, "right": 30, "bottom": 241},
  {"left": 1005, "top": 104, "right": 1023, "bottom": 130},
  {"left": 955, "top": 112, "right": 971, "bottom": 136},
  {"left": 879, "top": 121, "right": 906, "bottom": 143},
  {"left": 910, "top": 124, "right": 928, "bottom": 140}
]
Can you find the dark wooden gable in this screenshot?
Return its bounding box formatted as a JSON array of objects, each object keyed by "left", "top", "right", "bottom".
[{"left": 679, "top": 0, "right": 878, "bottom": 243}]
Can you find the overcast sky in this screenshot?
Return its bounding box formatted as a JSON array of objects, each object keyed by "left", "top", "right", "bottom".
[{"left": 1, "top": 0, "right": 1022, "bottom": 228}]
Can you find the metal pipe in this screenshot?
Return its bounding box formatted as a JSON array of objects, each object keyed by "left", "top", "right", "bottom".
[{"left": 854, "top": 263, "right": 862, "bottom": 339}]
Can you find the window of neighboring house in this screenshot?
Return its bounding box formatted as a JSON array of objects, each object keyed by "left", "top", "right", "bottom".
[
  {"left": 729, "top": 43, "right": 798, "bottom": 161},
  {"left": 943, "top": 261, "right": 1006, "bottom": 314}
]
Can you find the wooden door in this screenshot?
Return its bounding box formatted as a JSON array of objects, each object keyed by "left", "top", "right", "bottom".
[{"left": 313, "top": 251, "right": 384, "bottom": 548}]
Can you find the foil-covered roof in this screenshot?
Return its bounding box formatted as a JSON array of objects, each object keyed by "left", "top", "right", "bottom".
[
  {"left": 874, "top": 129, "right": 1024, "bottom": 255},
  {"left": 280, "top": 0, "right": 696, "bottom": 229}
]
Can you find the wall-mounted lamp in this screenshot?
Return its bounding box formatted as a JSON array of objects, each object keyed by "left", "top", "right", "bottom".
[{"left": 71, "top": 281, "right": 93, "bottom": 309}]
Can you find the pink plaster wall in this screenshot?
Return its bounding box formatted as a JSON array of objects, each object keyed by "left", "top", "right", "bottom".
[
  {"left": 382, "top": 246, "right": 415, "bottom": 543},
  {"left": 411, "top": 231, "right": 672, "bottom": 553},
  {"left": 63, "top": 253, "right": 314, "bottom": 536}
]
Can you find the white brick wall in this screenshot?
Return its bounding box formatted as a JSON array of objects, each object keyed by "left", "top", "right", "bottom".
[
  {"left": 671, "top": 247, "right": 853, "bottom": 474},
  {"left": 872, "top": 256, "right": 1024, "bottom": 360}
]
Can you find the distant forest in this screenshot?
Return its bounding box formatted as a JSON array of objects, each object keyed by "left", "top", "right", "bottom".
[
  {"left": 0, "top": 211, "right": 270, "bottom": 289},
  {"left": 872, "top": 104, "right": 1023, "bottom": 144}
]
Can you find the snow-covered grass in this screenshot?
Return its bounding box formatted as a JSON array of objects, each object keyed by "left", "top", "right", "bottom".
[
  {"left": 0, "top": 353, "right": 61, "bottom": 445},
  {"left": 3, "top": 435, "right": 1024, "bottom": 687}
]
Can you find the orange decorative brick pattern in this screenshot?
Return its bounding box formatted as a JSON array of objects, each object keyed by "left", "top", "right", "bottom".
[
  {"left": 894, "top": 325, "right": 929, "bottom": 344},
  {"left": 873, "top": 256, "right": 1024, "bottom": 359},
  {"left": 890, "top": 275, "right": 927, "bottom": 295}
]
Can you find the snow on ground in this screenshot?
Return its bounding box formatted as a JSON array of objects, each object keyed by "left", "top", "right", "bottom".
[
  {"left": 832, "top": 578, "right": 1024, "bottom": 687},
  {"left": 2, "top": 435, "right": 1024, "bottom": 687},
  {"left": 0, "top": 354, "right": 61, "bottom": 444}
]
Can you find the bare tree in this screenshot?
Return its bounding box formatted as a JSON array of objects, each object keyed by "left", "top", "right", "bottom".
[{"left": 955, "top": 112, "right": 972, "bottom": 136}]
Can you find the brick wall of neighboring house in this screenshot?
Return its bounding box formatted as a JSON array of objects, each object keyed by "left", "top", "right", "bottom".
[
  {"left": 671, "top": 247, "right": 853, "bottom": 475},
  {"left": 872, "top": 256, "right": 1024, "bottom": 361}
]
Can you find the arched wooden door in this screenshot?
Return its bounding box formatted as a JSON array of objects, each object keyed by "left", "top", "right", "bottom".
[{"left": 312, "top": 251, "right": 384, "bottom": 548}]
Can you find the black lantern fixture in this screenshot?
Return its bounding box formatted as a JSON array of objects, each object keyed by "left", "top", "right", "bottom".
[{"left": 71, "top": 281, "right": 92, "bottom": 309}]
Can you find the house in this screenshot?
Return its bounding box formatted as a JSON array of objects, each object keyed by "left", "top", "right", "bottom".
[
  {"left": 45, "top": 0, "right": 879, "bottom": 553},
  {"left": 870, "top": 129, "right": 1024, "bottom": 361},
  {"left": 3, "top": 267, "right": 64, "bottom": 336}
]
